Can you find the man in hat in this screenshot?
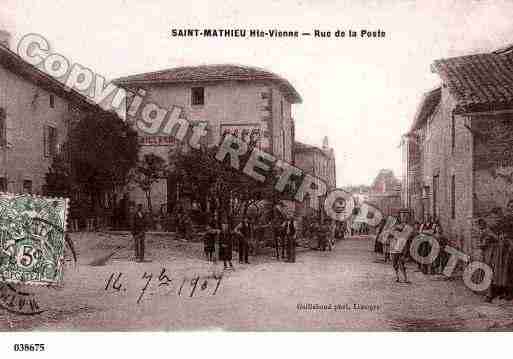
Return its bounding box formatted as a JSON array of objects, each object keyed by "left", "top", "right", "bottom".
[
  {"left": 132, "top": 204, "right": 147, "bottom": 262},
  {"left": 235, "top": 217, "right": 252, "bottom": 264},
  {"left": 282, "top": 215, "right": 297, "bottom": 263}
]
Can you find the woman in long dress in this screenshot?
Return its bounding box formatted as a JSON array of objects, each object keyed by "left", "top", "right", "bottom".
[
  {"left": 374, "top": 218, "right": 386, "bottom": 258},
  {"left": 218, "top": 222, "right": 234, "bottom": 270},
  {"left": 478, "top": 218, "right": 509, "bottom": 302},
  {"left": 493, "top": 200, "right": 513, "bottom": 300}
]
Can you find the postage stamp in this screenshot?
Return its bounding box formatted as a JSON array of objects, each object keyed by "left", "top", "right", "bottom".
[{"left": 0, "top": 193, "right": 69, "bottom": 286}]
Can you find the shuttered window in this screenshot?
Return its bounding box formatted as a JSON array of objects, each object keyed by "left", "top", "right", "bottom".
[
  {"left": 0, "top": 108, "right": 5, "bottom": 147},
  {"left": 23, "top": 180, "right": 32, "bottom": 194},
  {"left": 0, "top": 177, "right": 6, "bottom": 192},
  {"left": 191, "top": 87, "right": 204, "bottom": 106},
  {"left": 451, "top": 175, "right": 456, "bottom": 219},
  {"left": 44, "top": 125, "right": 58, "bottom": 158}
]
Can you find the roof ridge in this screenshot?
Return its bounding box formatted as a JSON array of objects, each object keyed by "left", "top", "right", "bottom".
[
  {"left": 114, "top": 63, "right": 277, "bottom": 82},
  {"left": 113, "top": 63, "right": 302, "bottom": 103},
  {"left": 493, "top": 44, "right": 513, "bottom": 55}
]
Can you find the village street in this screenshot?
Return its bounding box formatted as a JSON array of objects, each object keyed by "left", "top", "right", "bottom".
[{"left": 2, "top": 234, "right": 513, "bottom": 331}]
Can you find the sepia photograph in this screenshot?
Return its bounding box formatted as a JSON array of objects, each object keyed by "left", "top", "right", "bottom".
[{"left": 1, "top": 0, "right": 513, "bottom": 356}]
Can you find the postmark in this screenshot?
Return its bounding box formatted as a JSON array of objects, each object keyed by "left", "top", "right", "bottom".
[
  {"left": 0, "top": 192, "right": 69, "bottom": 287},
  {"left": 0, "top": 282, "right": 45, "bottom": 315}
]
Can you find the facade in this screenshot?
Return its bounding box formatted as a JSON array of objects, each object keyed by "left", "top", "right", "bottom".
[
  {"left": 294, "top": 137, "right": 336, "bottom": 190},
  {"left": 0, "top": 35, "right": 97, "bottom": 195},
  {"left": 402, "top": 45, "right": 513, "bottom": 256},
  {"left": 367, "top": 169, "right": 401, "bottom": 218},
  {"left": 113, "top": 64, "right": 301, "bottom": 212},
  {"left": 293, "top": 137, "right": 336, "bottom": 220}
]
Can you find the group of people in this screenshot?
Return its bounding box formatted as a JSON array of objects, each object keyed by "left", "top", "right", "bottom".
[
  {"left": 130, "top": 203, "right": 345, "bottom": 269},
  {"left": 477, "top": 200, "right": 513, "bottom": 302},
  {"left": 309, "top": 219, "right": 337, "bottom": 252},
  {"left": 203, "top": 221, "right": 237, "bottom": 269},
  {"left": 204, "top": 215, "right": 299, "bottom": 269},
  {"left": 373, "top": 216, "right": 448, "bottom": 284}
]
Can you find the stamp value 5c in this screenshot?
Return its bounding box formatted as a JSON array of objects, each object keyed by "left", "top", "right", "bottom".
[{"left": 0, "top": 193, "right": 68, "bottom": 286}]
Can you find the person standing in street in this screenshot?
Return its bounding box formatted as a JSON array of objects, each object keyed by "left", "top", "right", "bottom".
[
  {"left": 219, "top": 221, "right": 234, "bottom": 270},
  {"left": 374, "top": 218, "right": 386, "bottom": 261},
  {"left": 132, "top": 204, "right": 147, "bottom": 262},
  {"left": 235, "top": 217, "right": 251, "bottom": 264},
  {"left": 478, "top": 218, "right": 509, "bottom": 302},
  {"left": 273, "top": 220, "right": 283, "bottom": 260},
  {"left": 388, "top": 218, "right": 411, "bottom": 284},
  {"left": 495, "top": 200, "right": 513, "bottom": 300},
  {"left": 283, "top": 216, "right": 296, "bottom": 262},
  {"left": 204, "top": 221, "right": 217, "bottom": 262},
  {"left": 310, "top": 220, "right": 321, "bottom": 250},
  {"left": 318, "top": 219, "right": 330, "bottom": 251}
]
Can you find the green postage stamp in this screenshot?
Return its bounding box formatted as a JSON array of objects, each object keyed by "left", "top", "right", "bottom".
[{"left": 0, "top": 193, "right": 69, "bottom": 286}]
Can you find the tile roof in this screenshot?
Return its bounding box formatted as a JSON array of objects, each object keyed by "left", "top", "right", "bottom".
[
  {"left": 0, "top": 44, "right": 106, "bottom": 113},
  {"left": 294, "top": 141, "right": 332, "bottom": 158},
  {"left": 113, "top": 64, "right": 302, "bottom": 103},
  {"left": 432, "top": 51, "right": 513, "bottom": 114},
  {"left": 294, "top": 141, "right": 317, "bottom": 151},
  {"left": 409, "top": 87, "right": 441, "bottom": 132}
]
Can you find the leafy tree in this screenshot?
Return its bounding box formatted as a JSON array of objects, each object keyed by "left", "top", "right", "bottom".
[
  {"left": 130, "top": 153, "right": 169, "bottom": 213},
  {"left": 172, "top": 143, "right": 297, "bottom": 229},
  {"left": 45, "top": 110, "right": 139, "bottom": 208}
]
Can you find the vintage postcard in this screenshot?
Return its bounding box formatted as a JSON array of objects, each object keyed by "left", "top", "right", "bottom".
[{"left": 1, "top": 0, "right": 513, "bottom": 356}]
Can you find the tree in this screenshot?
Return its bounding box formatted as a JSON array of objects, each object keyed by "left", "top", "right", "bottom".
[
  {"left": 130, "top": 153, "right": 169, "bottom": 213},
  {"left": 45, "top": 110, "right": 139, "bottom": 210},
  {"left": 172, "top": 143, "right": 297, "bottom": 228}
]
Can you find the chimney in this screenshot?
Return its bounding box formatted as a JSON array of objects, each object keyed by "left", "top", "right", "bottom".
[
  {"left": 322, "top": 136, "right": 329, "bottom": 150},
  {"left": 0, "top": 29, "right": 11, "bottom": 49}
]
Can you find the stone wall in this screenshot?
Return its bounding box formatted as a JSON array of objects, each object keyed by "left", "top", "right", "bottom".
[
  {"left": 415, "top": 87, "right": 474, "bottom": 252},
  {"left": 0, "top": 65, "right": 74, "bottom": 194},
  {"left": 125, "top": 80, "right": 295, "bottom": 211}
]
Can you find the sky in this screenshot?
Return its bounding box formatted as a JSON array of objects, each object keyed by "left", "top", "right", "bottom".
[{"left": 1, "top": 0, "right": 513, "bottom": 186}]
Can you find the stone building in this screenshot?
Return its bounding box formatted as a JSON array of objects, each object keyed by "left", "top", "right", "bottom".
[
  {"left": 0, "top": 33, "right": 98, "bottom": 195},
  {"left": 294, "top": 137, "right": 336, "bottom": 190},
  {"left": 402, "top": 44, "right": 513, "bottom": 256},
  {"left": 367, "top": 169, "right": 401, "bottom": 218},
  {"left": 113, "top": 64, "right": 302, "bottom": 212},
  {"left": 293, "top": 136, "right": 336, "bottom": 220}
]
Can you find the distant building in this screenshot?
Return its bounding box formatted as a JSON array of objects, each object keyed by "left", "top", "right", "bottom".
[
  {"left": 402, "top": 44, "right": 513, "bottom": 256},
  {"left": 114, "top": 64, "right": 302, "bottom": 211},
  {"left": 368, "top": 169, "right": 401, "bottom": 218},
  {"left": 0, "top": 30, "right": 10, "bottom": 48},
  {"left": 342, "top": 185, "right": 370, "bottom": 205},
  {"left": 294, "top": 136, "right": 336, "bottom": 220},
  {"left": 294, "top": 137, "right": 336, "bottom": 189}
]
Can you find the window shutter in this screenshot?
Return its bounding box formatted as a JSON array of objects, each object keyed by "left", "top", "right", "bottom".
[
  {"left": 5, "top": 114, "right": 15, "bottom": 148},
  {"left": 0, "top": 115, "right": 5, "bottom": 147},
  {"left": 43, "top": 125, "right": 49, "bottom": 157}
]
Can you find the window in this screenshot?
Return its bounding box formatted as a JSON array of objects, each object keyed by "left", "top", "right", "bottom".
[
  {"left": 433, "top": 175, "right": 439, "bottom": 218},
  {"left": 44, "top": 125, "right": 58, "bottom": 158},
  {"left": 50, "top": 94, "right": 55, "bottom": 109},
  {"left": 451, "top": 113, "right": 455, "bottom": 153},
  {"left": 451, "top": 175, "right": 456, "bottom": 219},
  {"left": 0, "top": 177, "right": 6, "bottom": 192},
  {"left": 281, "top": 129, "right": 286, "bottom": 159},
  {"left": 191, "top": 87, "right": 204, "bottom": 106},
  {"left": 23, "top": 180, "right": 32, "bottom": 194},
  {"left": 0, "top": 108, "right": 5, "bottom": 147}
]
